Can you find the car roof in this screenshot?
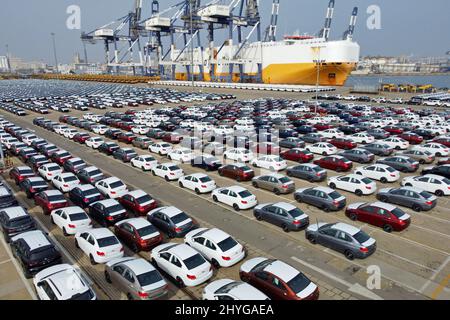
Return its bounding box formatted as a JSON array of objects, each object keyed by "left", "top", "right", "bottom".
[
  {"left": 16, "top": 166, "right": 32, "bottom": 171},
  {"left": 186, "top": 173, "right": 208, "bottom": 179},
  {"left": 167, "top": 243, "right": 197, "bottom": 260},
  {"left": 84, "top": 166, "right": 100, "bottom": 172},
  {"left": 202, "top": 228, "right": 231, "bottom": 243},
  {"left": 260, "top": 173, "right": 285, "bottom": 179},
  {"left": 331, "top": 223, "right": 360, "bottom": 236},
  {"left": 121, "top": 258, "right": 155, "bottom": 275},
  {"left": 39, "top": 265, "right": 89, "bottom": 299},
  {"left": 273, "top": 202, "right": 297, "bottom": 211},
  {"left": 264, "top": 260, "right": 299, "bottom": 283},
  {"left": 14, "top": 230, "right": 51, "bottom": 250},
  {"left": 100, "top": 177, "right": 122, "bottom": 184},
  {"left": 76, "top": 184, "right": 97, "bottom": 192},
  {"left": 61, "top": 206, "right": 86, "bottom": 215},
  {"left": 423, "top": 174, "right": 447, "bottom": 180},
  {"left": 60, "top": 172, "right": 77, "bottom": 178},
  {"left": 371, "top": 202, "right": 397, "bottom": 211},
  {"left": 86, "top": 228, "right": 114, "bottom": 239},
  {"left": 27, "top": 177, "right": 46, "bottom": 183},
  {"left": 126, "top": 190, "right": 147, "bottom": 198},
  {"left": 313, "top": 186, "right": 335, "bottom": 193},
  {"left": 96, "top": 199, "right": 120, "bottom": 207},
  {"left": 2, "top": 206, "right": 28, "bottom": 219},
  {"left": 160, "top": 206, "right": 183, "bottom": 218},
  {"left": 44, "top": 190, "right": 63, "bottom": 196},
  {"left": 224, "top": 186, "right": 248, "bottom": 193},
  {"left": 118, "top": 218, "right": 150, "bottom": 229}
]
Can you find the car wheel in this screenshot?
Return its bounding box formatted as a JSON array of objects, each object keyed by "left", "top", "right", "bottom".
[
  {"left": 380, "top": 177, "right": 388, "bottom": 183},
  {"left": 269, "top": 166, "right": 275, "bottom": 172},
  {"left": 274, "top": 189, "right": 281, "bottom": 195},
  {"left": 349, "top": 213, "right": 358, "bottom": 221},
  {"left": 255, "top": 213, "right": 263, "bottom": 221},
  {"left": 419, "top": 160, "right": 425, "bottom": 164},
  {"left": 75, "top": 239, "right": 80, "bottom": 249},
  {"left": 435, "top": 190, "right": 444, "bottom": 197},
  {"left": 127, "top": 293, "right": 134, "bottom": 300},
  {"left": 62, "top": 228, "right": 69, "bottom": 237},
  {"left": 233, "top": 203, "right": 240, "bottom": 211},
  {"left": 240, "top": 274, "right": 250, "bottom": 282},
  {"left": 405, "top": 183, "right": 412, "bottom": 187},
  {"left": 329, "top": 183, "right": 336, "bottom": 189},
  {"left": 295, "top": 194, "right": 302, "bottom": 202},
  {"left": 344, "top": 250, "right": 355, "bottom": 260},
  {"left": 323, "top": 205, "right": 331, "bottom": 212},
  {"left": 195, "top": 188, "right": 201, "bottom": 195},
  {"left": 383, "top": 224, "right": 393, "bottom": 233},
  {"left": 89, "top": 254, "right": 97, "bottom": 265},
  {"left": 282, "top": 224, "right": 289, "bottom": 233},
  {"left": 379, "top": 195, "right": 388, "bottom": 202},
  {"left": 355, "top": 171, "right": 362, "bottom": 175},
  {"left": 322, "top": 152, "right": 327, "bottom": 156},
  {"left": 355, "top": 189, "right": 363, "bottom": 196},
  {"left": 176, "top": 277, "right": 185, "bottom": 288},
  {"left": 179, "top": 181, "right": 184, "bottom": 188},
  {"left": 362, "top": 141, "right": 366, "bottom": 144},
  {"left": 213, "top": 195, "right": 218, "bottom": 202},
  {"left": 211, "top": 259, "right": 220, "bottom": 269},
  {"left": 131, "top": 243, "right": 139, "bottom": 253},
  {"left": 105, "top": 271, "right": 112, "bottom": 283},
  {"left": 436, "top": 153, "right": 442, "bottom": 157},
  {"left": 50, "top": 216, "right": 56, "bottom": 225},
  {"left": 307, "top": 234, "right": 316, "bottom": 244},
  {"left": 252, "top": 181, "right": 259, "bottom": 188},
  {"left": 165, "top": 176, "right": 170, "bottom": 182},
  {"left": 236, "top": 177, "right": 241, "bottom": 182},
  {"left": 26, "top": 191, "right": 32, "bottom": 199}
]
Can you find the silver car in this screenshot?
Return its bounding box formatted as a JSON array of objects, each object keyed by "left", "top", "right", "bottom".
[
  {"left": 305, "top": 222, "right": 376, "bottom": 260},
  {"left": 104, "top": 257, "right": 168, "bottom": 300},
  {"left": 252, "top": 174, "right": 295, "bottom": 194},
  {"left": 396, "top": 150, "right": 435, "bottom": 164}
]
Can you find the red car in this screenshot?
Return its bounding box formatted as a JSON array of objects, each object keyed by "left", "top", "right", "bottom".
[
  {"left": 51, "top": 150, "right": 73, "bottom": 165},
  {"left": 255, "top": 143, "right": 280, "bottom": 155},
  {"left": 119, "top": 122, "right": 135, "bottom": 131},
  {"left": 314, "top": 123, "right": 333, "bottom": 131},
  {"left": 328, "top": 138, "right": 357, "bottom": 150},
  {"left": 218, "top": 164, "right": 255, "bottom": 182},
  {"left": 117, "top": 132, "right": 137, "bottom": 144},
  {"left": 437, "top": 158, "right": 450, "bottom": 165},
  {"left": 73, "top": 132, "right": 91, "bottom": 144},
  {"left": 280, "top": 149, "right": 314, "bottom": 163},
  {"left": 399, "top": 133, "right": 424, "bottom": 145},
  {"left": 119, "top": 190, "right": 158, "bottom": 216},
  {"left": 314, "top": 155, "right": 353, "bottom": 172},
  {"left": 162, "top": 133, "right": 183, "bottom": 144},
  {"left": 383, "top": 126, "right": 403, "bottom": 135},
  {"left": 345, "top": 202, "right": 410, "bottom": 232},
  {"left": 34, "top": 190, "right": 68, "bottom": 215},
  {"left": 239, "top": 258, "right": 319, "bottom": 300},
  {"left": 9, "top": 166, "right": 35, "bottom": 185},
  {"left": 432, "top": 137, "right": 450, "bottom": 148},
  {"left": 114, "top": 219, "right": 163, "bottom": 252}
]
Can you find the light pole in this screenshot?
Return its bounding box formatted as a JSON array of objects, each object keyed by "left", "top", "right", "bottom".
[
  {"left": 313, "top": 46, "right": 325, "bottom": 113},
  {"left": 51, "top": 32, "right": 59, "bottom": 73},
  {"left": 190, "top": 1, "right": 195, "bottom": 90}
]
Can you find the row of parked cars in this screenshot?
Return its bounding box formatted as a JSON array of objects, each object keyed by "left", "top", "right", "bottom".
[
  {"left": 317, "top": 93, "right": 450, "bottom": 107},
  {"left": 0, "top": 116, "right": 322, "bottom": 301}
]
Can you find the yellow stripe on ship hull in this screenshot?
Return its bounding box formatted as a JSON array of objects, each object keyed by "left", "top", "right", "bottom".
[{"left": 175, "top": 62, "right": 356, "bottom": 86}]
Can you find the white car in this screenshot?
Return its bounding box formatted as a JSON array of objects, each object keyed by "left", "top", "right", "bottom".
[
  {"left": 381, "top": 137, "right": 409, "bottom": 150},
  {"left": 354, "top": 164, "right": 400, "bottom": 183},
  {"left": 95, "top": 177, "right": 129, "bottom": 199},
  {"left": 50, "top": 206, "right": 92, "bottom": 235},
  {"left": 223, "top": 148, "right": 254, "bottom": 162},
  {"left": 202, "top": 279, "right": 269, "bottom": 300},
  {"left": 212, "top": 186, "right": 258, "bottom": 211},
  {"left": 251, "top": 155, "right": 288, "bottom": 171},
  {"left": 33, "top": 264, "right": 96, "bottom": 300},
  {"left": 168, "top": 148, "right": 195, "bottom": 163},
  {"left": 402, "top": 174, "right": 450, "bottom": 196},
  {"left": 75, "top": 228, "right": 124, "bottom": 264},
  {"left": 38, "top": 163, "right": 63, "bottom": 181},
  {"left": 132, "top": 125, "right": 150, "bottom": 135},
  {"left": 151, "top": 163, "right": 184, "bottom": 181},
  {"left": 22, "top": 134, "right": 39, "bottom": 146},
  {"left": 423, "top": 100, "right": 442, "bottom": 107},
  {"left": 349, "top": 133, "right": 375, "bottom": 144},
  {"left": 149, "top": 142, "right": 173, "bottom": 155},
  {"left": 151, "top": 243, "right": 213, "bottom": 287},
  {"left": 92, "top": 125, "right": 109, "bottom": 135},
  {"left": 306, "top": 142, "right": 338, "bottom": 156},
  {"left": 214, "top": 125, "right": 234, "bottom": 136},
  {"left": 328, "top": 174, "right": 377, "bottom": 196},
  {"left": 178, "top": 173, "right": 216, "bottom": 194},
  {"left": 64, "top": 129, "right": 79, "bottom": 139},
  {"left": 321, "top": 129, "right": 344, "bottom": 139},
  {"left": 85, "top": 137, "right": 104, "bottom": 149},
  {"left": 413, "top": 143, "right": 449, "bottom": 157},
  {"left": 428, "top": 126, "right": 447, "bottom": 136},
  {"left": 52, "top": 173, "right": 80, "bottom": 192},
  {"left": 131, "top": 155, "right": 158, "bottom": 171},
  {"left": 185, "top": 228, "right": 245, "bottom": 268}
]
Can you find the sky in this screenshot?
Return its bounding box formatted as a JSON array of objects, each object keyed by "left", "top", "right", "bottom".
[{"left": 0, "top": 0, "right": 449, "bottom": 64}]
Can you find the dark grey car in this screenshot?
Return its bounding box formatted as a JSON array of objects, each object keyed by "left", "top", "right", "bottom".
[
  {"left": 301, "top": 133, "right": 326, "bottom": 144},
  {"left": 279, "top": 137, "right": 305, "bottom": 149},
  {"left": 286, "top": 164, "right": 327, "bottom": 182},
  {"left": 377, "top": 156, "right": 419, "bottom": 173},
  {"left": 338, "top": 148, "right": 375, "bottom": 164},
  {"left": 77, "top": 166, "right": 105, "bottom": 184},
  {"left": 251, "top": 174, "right": 295, "bottom": 195},
  {"left": 376, "top": 187, "right": 437, "bottom": 212},
  {"left": 362, "top": 143, "right": 393, "bottom": 156},
  {"left": 305, "top": 222, "right": 376, "bottom": 260},
  {"left": 367, "top": 128, "right": 390, "bottom": 139},
  {"left": 294, "top": 187, "right": 346, "bottom": 212},
  {"left": 253, "top": 202, "right": 309, "bottom": 232}
]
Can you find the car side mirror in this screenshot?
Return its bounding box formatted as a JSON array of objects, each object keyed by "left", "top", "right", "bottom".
[{"left": 37, "top": 281, "right": 45, "bottom": 288}]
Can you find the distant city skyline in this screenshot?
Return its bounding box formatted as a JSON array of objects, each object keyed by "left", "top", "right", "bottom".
[{"left": 1, "top": 0, "right": 449, "bottom": 65}]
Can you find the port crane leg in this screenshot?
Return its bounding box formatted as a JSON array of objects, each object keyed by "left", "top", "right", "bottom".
[
  {"left": 228, "top": 20, "right": 234, "bottom": 83},
  {"left": 197, "top": 31, "right": 204, "bottom": 81}
]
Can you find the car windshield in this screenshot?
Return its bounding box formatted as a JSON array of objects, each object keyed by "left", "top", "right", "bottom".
[
  {"left": 69, "top": 212, "right": 89, "bottom": 221},
  {"left": 287, "top": 272, "right": 312, "bottom": 295},
  {"left": 124, "top": 150, "right": 136, "bottom": 155},
  {"left": 385, "top": 167, "right": 396, "bottom": 172},
  {"left": 70, "top": 289, "right": 95, "bottom": 300},
  {"left": 72, "top": 160, "right": 85, "bottom": 166},
  {"left": 199, "top": 176, "right": 212, "bottom": 183},
  {"left": 312, "top": 167, "right": 323, "bottom": 172},
  {"left": 64, "top": 176, "right": 78, "bottom": 182},
  {"left": 168, "top": 166, "right": 180, "bottom": 171},
  {"left": 328, "top": 191, "right": 342, "bottom": 200},
  {"left": 97, "top": 236, "right": 119, "bottom": 247},
  {"left": 59, "top": 152, "right": 71, "bottom": 158},
  {"left": 241, "top": 166, "right": 252, "bottom": 171},
  {"left": 391, "top": 208, "right": 407, "bottom": 219},
  {"left": 110, "top": 181, "right": 124, "bottom": 189},
  {"left": 106, "top": 205, "right": 124, "bottom": 214},
  {"left": 183, "top": 253, "right": 206, "bottom": 270},
  {"left": 89, "top": 169, "right": 103, "bottom": 177},
  {"left": 279, "top": 177, "right": 291, "bottom": 183},
  {"left": 31, "top": 181, "right": 47, "bottom": 188},
  {"left": 217, "top": 236, "right": 238, "bottom": 252},
  {"left": 171, "top": 212, "right": 190, "bottom": 225},
  {"left": 137, "top": 225, "right": 159, "bottom": 237},
  {"left": 137, "top": 270, "right": 163, "bottom": 287},
  {"left": 215, "top": 281, "right": 241, "bottom": 294},
  {"left": 8, "top": 216, "right": 33, "bottom": 227},
  {"left": 289, "top": 208, "right": 305, "bottom": 218},
  {"left": 353, "top": 231, "right": 371, "bottom": 244},
  {"left": 20, "top": 169, "right": 34, "bottom": 175},
  {"left": 361, "top": 178, "right": 373, "bottom": 184},
  {"left": 48, "top": 194, "right": 66, "bottom": 202},
  {"left": 420, "top": 191, "right": 433, "bottom": 199},
  {"left": 238, "top": 190, "right": 252, "bottom": 198},
  {"left": 136, "top": 195, "right": 153, "bottom": 204}
]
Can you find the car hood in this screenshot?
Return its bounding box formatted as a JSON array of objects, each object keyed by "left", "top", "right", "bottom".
[
  {"left": 361, "top": 238, "right": 376, "bottom": 248},
  {"left": 346, "top": 202, "right": 367, "bottom": 210},
  {"left": 398, "top": 213, "right": 411, "bottom": 221},
  {"left": 297, "top": 282, "right": 318, "bottom": 299}
]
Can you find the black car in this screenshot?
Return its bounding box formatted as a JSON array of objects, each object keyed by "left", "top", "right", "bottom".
[
  {"left": 76, "top": 166, "right": 105, "bottom": 184},
  {"left": 18, "top": 148, "right": 38, "bottom": 162},
  {"left": 339, "top": 125, "right": 361, "bottom": 135},
  {"left": 63, "top": 157, "right": 87, "bottom": 174},
  {"left": 296, "top": 125, "right": 317, "bottom": 134},
  {"left": 88, "top": 199, "right": 128, "bottom": 227},
  {"left": 0, "top": 206, "right": 36, "bottom": 242},
  {"left": 19, "top": 177, "right": 49, "bottom": 199},
  {"left": 253, "top": 202, "right": 309, "bottom": 232},
  {"left": 27, "top": 155, "right": 50, "bottom": 171},
  {"left": 190, "top": 155, "right": 222, "bottom": 171},
  {"left": 30, "top": 139, "right": 48, "bottom": 151},
  {"left": 38, "top": 144, "right": 59, "bottom": 158},
  {"left": 98, "top": 142, "right": 120, "bottom": 156},
  {"left": 10, "top": 230, "right": 62, "bottom": 278},
  {"left": 421, "top": 165, "right": 450, "bottom": 179},
  {"left": 147, "top": 207, "right": 197, "bottom": 238},
  {"left": 104, "top": 129, "right": 122, "bottom": 140},
  {"left": 112, "top": 148, "right": 138, "bottom": 162},
  {"left": 413, "top": 129, "right": 436, "bottom": 140},
  {"left": 0, "top": 184, "right": 18, "bottom": 208},
  {"left": 69, "top": 185, "right": 104, "bottom": 208}
]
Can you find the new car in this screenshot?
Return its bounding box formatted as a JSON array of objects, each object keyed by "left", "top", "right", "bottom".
[
  {"left": 305, "top": 222, "right": 376, "bottom": 260},
  {"left": 0, "top": 207, "right": 36, "bottom": 242},
  {"left": 362, "top": 143, "right": 393, "bottom": 156},
  {"left": 345, "top": 202, "right": 411, "bottom": 232},
  {"left": 168, "top": 148, "right": 195, "bottom": 163},
  {"left": 191, "top": 155, "right": 222, "bottom": 171},
  {"left": 413, "top": 143, "right": 449, "bottom": 157},
  {"left": 253, "top": 202, "right": 309, "bottom": 232},
  {"left": 34, "top": 190, "right": 68, "bottom": 215},
  {"left": 377, "top": 156, "right": 419, "bottom": 173},
  {"left": 314, "top": 155, "right": 353, "bottom": 172},
  {"left": 376, "top": 187, "right": 437, "bottom": 212},
  {"left": 251, "top": 155, "right": 288, "bottom": 171},
  {"left": 279, "top": 137, "right": 305, "bottom": 149},
  {"left": 212, "top": 186, "right": 257, "bottom": 211},
  {"left": 75, "top": 228, "right": 124, "bottom": 265},
  {"left": 401, "top": 174, "right": 450, "bottom": 196},
  {"left": 179, "top": 173, "right": 216, "bottom": 194},
  {"left": 51, "top": 150, "right": 73, "bottom": 165},
  {"left": 113, "top": 148, "right": 138, "bottom": 163},
  {"left": 218, "top": 163, "right": 255, "bottom": 182},
  {"left": 422, "top": 165, "right": 450, "bottom": 179},
  {"left": 85, "top": 137, "right": 104, "bottom": 149},
  {"left": 19, "top": 177, "right": 49, "bottom": 199},
  {"left": 397, "top": 149, "right": 435, "bottom": 164},
  {"left": 223, "top": 148, "right": 254, "bottom": 162},
  {"left": 9, "top": 166, "right": 35, "bottom": 185},
  {"left": 184, "top": 228, "right": 245, "bottom": 268},
  {"left": 98, "top": 142, "right": 120, "bottom": 156},
  {"left": 306, "top": 142, "right": 338, "bottom": 156},
  {"left": 132, "top": 137, "right": 153, "bottom": 149},
  {"left": 69, "top": 184, "right": 104, "bottom": 208},
  {"left": 251, "top": 174, "right": 295, "bottom": 194},
  {"left": 280, "top": 148, "right": 314, "bottom": 163},
  {"left": 202, "top": 279, "right": 269, "bottom": 300},
  {"left": 114, "top": 218, "right": 162, "bottom": 252},
  {"left": 50, "top": 206, "right": 92, "bottom": 236},
  {"left": 149, "top": 142, "right": 173, "bottom": 155},
  {"left": 294, "top": 186, "right": 346, "bottom": 212},
  {"left": 95, "top": 177, "right": 129, "bottom": 199},
  {"left": 52, "top": 173, "right": 80, "bottom": 193},
  {"left": 151, "top": 163, "right": 184, "bottom": 181},
  {"left": 147, "top": 206, "right": 197, "bottom": 238},
  {"left": 119, "top": 190, "right": 158, "bottom": 215},
  {"left": 354, "top": 164, "right": 400, "bottom": 183},
  {"left": 381, "top": 137, "right": 409, "bottom": 150},
  {"left": 349, "top": 133, "right": 375, "bottom": 144},
  {"left": 328, "top": 174, "right": 377, "bottom": 196},
  {"left": 328, "top": 138, "right": 357, "bottom": 150},
  {"left": 38, "top": 163, "right": 62, "bottom": 181},
  {"left": 76, "top": 166, "right": 105, "bottom": 185},
  {"left": 63, "top": 157, "right": 87, "bottom": 174},
  {"left": 286, "top": 163, "right": 327, "bottom": 182}
]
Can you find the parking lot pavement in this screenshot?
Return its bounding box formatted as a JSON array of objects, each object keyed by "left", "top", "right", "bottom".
[
  {"left": 0, "top": 230, "right": 35, "bottom": 300},
  {"left": 2, "top": 109, "right": 439, "bottom": 301}
]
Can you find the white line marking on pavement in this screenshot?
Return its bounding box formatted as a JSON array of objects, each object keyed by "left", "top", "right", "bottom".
[
  {"left": 0, "top": 258, "right": 11, "bottom": 265},
  {"left": 420, "top": 256, "right": 450, "bottom": 293},
  {"left": 290, "top": 256, "right": 383, "bottom": 300}
]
